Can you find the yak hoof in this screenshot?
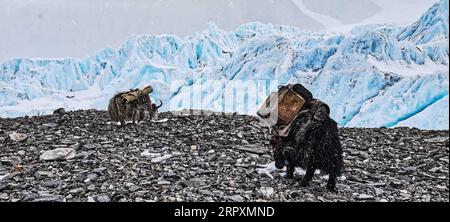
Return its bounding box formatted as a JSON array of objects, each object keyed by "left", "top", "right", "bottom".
[
  {"left": 300, "top": 179, "right": 310, "bottom": 187},
  {"left": 284, "top": 173, "right": 294, "bottom": 179},
  {"left": 326, "top": 184, "right": 337, "bottom": 193}
]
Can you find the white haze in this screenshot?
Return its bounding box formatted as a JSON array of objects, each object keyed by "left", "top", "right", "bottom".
[{"left": 0, "top": 0, "right": 438, "bottom": 62}]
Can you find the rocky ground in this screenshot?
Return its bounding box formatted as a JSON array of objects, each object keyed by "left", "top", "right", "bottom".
[{"left": 0, "top": 109, "right": 448, "bottom": 202}]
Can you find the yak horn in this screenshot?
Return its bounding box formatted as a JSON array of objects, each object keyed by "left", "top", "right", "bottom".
[{"left": 155, "top": 99, "right": 163, "bottom": 109}]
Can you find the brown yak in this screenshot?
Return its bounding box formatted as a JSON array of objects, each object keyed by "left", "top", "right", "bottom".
[{"left": 108, "top": 85, "right": 162, "bottom": 126}]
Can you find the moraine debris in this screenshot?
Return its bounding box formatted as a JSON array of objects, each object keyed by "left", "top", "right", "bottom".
[{"left": 0, "top": 109, "right": 447, "bottom": 202}]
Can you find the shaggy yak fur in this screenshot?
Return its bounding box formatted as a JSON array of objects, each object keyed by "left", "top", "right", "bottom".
[
  {"left": 108, "top": 89, "right": 161, "bottom": 126},
  {"left": 270, "top": 85, "right": 343, "bottom": 192}
]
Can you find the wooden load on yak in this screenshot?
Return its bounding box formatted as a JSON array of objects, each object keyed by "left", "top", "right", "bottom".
[
  {"left": 120, "top": 85, "right": 153, "bottom": 103},
  {"left": 108, "top": 85, "right": 162, "bottom": 126},
  {"left": 257, "top": 84, "right": 308, "bottom": 137}
]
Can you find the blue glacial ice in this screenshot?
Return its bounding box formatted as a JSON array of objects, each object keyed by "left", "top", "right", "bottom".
[{"left": 0, "top": 0, "right": 448, "bottom": 130}]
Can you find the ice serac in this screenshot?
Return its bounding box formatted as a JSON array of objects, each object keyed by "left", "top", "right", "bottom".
[
  {"left": 398, "top": 0, "right": 449, "bottom": 44},
  {"left": 0, "top": 1, "right": 449, "bottom": 130}
]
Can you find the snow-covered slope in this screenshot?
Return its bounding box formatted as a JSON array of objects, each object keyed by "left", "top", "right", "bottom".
[{"left": 0, "top": 0, "right": 448, "bottom": 129}]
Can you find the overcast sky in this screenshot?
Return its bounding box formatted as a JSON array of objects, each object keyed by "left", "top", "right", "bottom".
[{"left": 0, "top": 0, "right": 439, "bottom": 62}]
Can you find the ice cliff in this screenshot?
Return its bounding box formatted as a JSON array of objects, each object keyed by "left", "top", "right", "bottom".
[{"left": 0, "top": 0, "right": 448, "bottom": 129}]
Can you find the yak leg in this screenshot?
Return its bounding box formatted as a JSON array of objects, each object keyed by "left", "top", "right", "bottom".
[
  {"left": 139, "top": 109, "right": 145, "bottom": 122},
  {"left": 119, "top": 116, "right": 125, "bottom": 127},
  {"left": 326, "top": 171, "right": 338, "bottom": 192},
  {"left": 116, "top": 102, "right": 126, "bottom": 127},
  {"left": 300, "top": 165, "right": 315, "bottom": 187},
  {"left": 132, "top": 111, "right": 137, "bottom": 124},
  {"left": 283, "top": 146, "right": 297, "bottom": 179},
  {"left": 285, "top": 164, "right": 295, "bottom": 179}
]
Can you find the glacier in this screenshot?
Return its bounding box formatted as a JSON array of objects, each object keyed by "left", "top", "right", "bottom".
[{"left": 0, "top": 0, "right": 448, "bottom": 130}]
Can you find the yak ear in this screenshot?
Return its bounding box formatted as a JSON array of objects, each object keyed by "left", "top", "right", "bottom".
[{"left": 142, "top": 85, "right": 153, "bottom": 95}]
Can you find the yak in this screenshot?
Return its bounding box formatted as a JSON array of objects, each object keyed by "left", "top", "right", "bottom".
[
  {"left": 269, "top": 84, "right": 343, "bottom": 192},
  {"left": 108, "top": 86, "right": 162, "bottom": 126}
]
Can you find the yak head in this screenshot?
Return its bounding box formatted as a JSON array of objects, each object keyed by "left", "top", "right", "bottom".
[
  {"left": 151, "top": 100, "right": 163, "bottom": 115},
  {"left": 138, "top": 86, "right": 162, "bottom": 119},
  {"left": 151, "top": 99, "right": 163, "bottom": 113}
]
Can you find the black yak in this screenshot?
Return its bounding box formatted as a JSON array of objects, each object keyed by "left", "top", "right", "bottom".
[
  {"left": 108, "top": 86, "right": 162, "bottom": 126},
  {"left": 268, "top": 84, "right": 343, "bottom": 192}
]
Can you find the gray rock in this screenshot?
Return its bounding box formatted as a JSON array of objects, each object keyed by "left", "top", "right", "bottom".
[
  {"left": 157, "top": 180, "right": 171, "bottom": 186},
  {"left": 93, "top": 167, "right": 107, "bottom": 173},
  {"left": 374, "top": 188, "right": 384, "bottom": 196},
  {"left": 151, "top": 154, "right": 172, "bottom": 163},
  {"left": 0, "top": 193, "right": 9, "bottom": 200},
  {"left": 96, "top": 195, "right": 111, "bottom": 202},
  {"left": 0, "top": 174, "right": 10, "bottom": 181},
  {"left": 83, "top": 144, "right": 97, "bottom": 150},
  {"left": 227, "top": 195, "right": 245, "bottom": 202},
  {"left": 8, "top": 132, "right": 28, "bottom": 142},
  {"left": 258, "top": 187, "right": 274, "bottom": 198},
  {"left": 425, "top": 137, "right": 449, "bottom": 143},
  {"left": 35, "top": 171, "right": 54, "bottom": 178},
  {"left": 43, "top": 123, "right": 58, "bottom": 128},
  {"left": 69, "top": 188, "right": 84, "bottom": 194},
  {"left": 40, "top": 148, "right": 76, "bottom": 161},
  {"left": 129, "top": 185, "right": 141, "bottom": 192},
  {"left": 357, "top": 194, "right": 374, "bottom": 200},
  {"left": 42, "top": 180, "right": 61, "bottom": 188},
  {"left": 85, "top": 173, "right": 98, "bottom": 182},
  {"left": 53, "top": 108, "right": 66, "bottom": 115},
  {"left": 87, "top": 184, "right": 96, "bottom": 191}
]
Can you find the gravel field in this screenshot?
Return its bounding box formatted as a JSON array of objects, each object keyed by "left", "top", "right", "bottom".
[{"left": 0, "top": 110, "right": 448, "bottom": 202}]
